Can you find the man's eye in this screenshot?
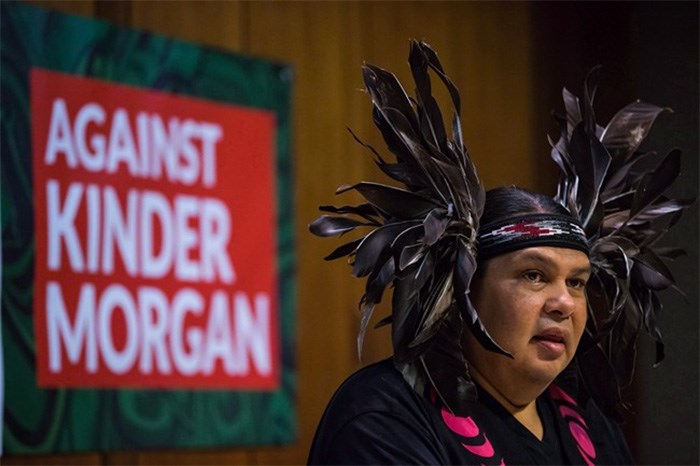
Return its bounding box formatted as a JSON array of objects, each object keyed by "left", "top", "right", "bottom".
[
  {"left": 523, "top": 271, "right": 543, "bottom": 282},
  {"left": 568, "top": 278, "right": 587, "bottom": 289}
]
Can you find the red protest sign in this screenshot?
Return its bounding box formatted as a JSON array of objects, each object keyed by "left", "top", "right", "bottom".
[{"left": 31, "top": 68, "right": 280, "bottom": 390}]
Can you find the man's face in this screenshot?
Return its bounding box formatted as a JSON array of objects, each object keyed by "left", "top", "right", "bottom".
[{"left": 466, "top": 246, "right": 591, "bottom": 397}]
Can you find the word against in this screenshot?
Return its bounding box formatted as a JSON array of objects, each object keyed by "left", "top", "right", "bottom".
[{"left": 31, "top": 68, "right": 279, "bottom": 389}]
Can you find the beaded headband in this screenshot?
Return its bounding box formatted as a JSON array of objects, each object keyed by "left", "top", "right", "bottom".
[{"left": 477, "top": 213, "right": 589, "bottom": 261}]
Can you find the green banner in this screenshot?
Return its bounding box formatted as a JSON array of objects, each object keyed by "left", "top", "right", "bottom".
[{"left": 1, "top": 2, "right": 295, "bottom": 454}]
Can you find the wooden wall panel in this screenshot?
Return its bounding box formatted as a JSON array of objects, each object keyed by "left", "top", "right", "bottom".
[
  {"left": 128, "top": 1, "right": 246, "bottom": 51},
  {"left": 134, "top": 448, "right": 252, "bottom": 466},
  {"left": 7, "top": 2, "right": 538, "bottom": 464},
  {"left": 24, "top": 0, "right": 94, "bottom": 17},
  {"left": 354, "top": 2, "right": 537, "bottom": 190},
  {"left": 246, "top": 3, "right": 373, "bottom": 464},
  {"left": 2, "top": 452, "right": 101, "bottom": 465}
]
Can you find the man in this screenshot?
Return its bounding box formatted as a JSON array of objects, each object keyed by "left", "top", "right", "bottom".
[{"left": 308, "top": 40, "right": 689, "bottom": 464}]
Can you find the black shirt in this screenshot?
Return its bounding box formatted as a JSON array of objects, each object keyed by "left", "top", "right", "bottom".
[{"left": 308, "top": 358, "right": 633, "bottom": 465}]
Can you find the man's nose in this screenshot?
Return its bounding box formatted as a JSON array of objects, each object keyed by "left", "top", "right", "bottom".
[{"left": 543, "top": 281, "right": 576, "bottom": 318}]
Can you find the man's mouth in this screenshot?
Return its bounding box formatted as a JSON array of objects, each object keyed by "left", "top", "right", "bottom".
[
  {"left": 534, "top": 327, "right": 567, "bottom": 343},
  {"left": 532, "top": 328, "right": 568, "bottom": 357},
  {"left": 533, "top": 334, "right": 565, "bottom": 343}
]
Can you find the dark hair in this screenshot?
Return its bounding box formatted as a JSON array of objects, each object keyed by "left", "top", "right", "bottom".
[{"left": 480, "top": 186, "right": 572, "bottom": 225}]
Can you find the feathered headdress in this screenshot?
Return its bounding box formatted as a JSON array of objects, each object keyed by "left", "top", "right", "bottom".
[
  {"left": 310, "top": 40, "right": 504, "bottom": 412},
  {"left": 310, "top": 41, "right": 693, "bottom": 416},
  {"left": 550, "top": 66, "right": 695, "bottom": 416}
]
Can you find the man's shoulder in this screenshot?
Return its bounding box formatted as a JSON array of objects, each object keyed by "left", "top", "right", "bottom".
[
  {"left": 309, "top": 358, "right": 447, "bottom": 465},
  {"left": 327, "top": 358, "right": 419, "bottom": 416}
]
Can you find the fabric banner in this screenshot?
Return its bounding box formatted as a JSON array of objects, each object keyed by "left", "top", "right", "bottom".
[{"left": 1, "top": 2, "right": 295, "bottom": 454}]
